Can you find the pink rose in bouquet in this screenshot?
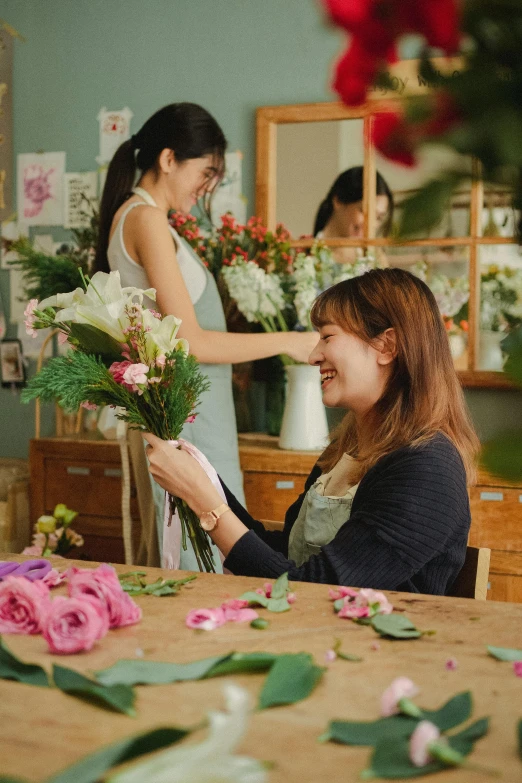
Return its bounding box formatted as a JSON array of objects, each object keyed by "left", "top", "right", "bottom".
[
  {"left": 67, "top": 563, "right": 142, "bottom": 628},
  {"left": 42, "top": 595, "right": 109, "bottom": 654},
  {"left": 0, "top": 576, "right": 50, "bottom": 634}
]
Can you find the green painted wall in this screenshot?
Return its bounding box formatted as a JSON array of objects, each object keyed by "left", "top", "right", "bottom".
[{"left": 0, "top": 0, "right": 521, "bottom": 457}]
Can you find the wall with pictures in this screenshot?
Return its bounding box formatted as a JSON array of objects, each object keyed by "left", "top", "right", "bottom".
[{"left": 0, "top": 0, "right": 521, "bottom": 458}]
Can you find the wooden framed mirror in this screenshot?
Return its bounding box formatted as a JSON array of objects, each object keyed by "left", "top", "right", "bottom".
[{"left": 255, "top": 60, "right": 521, "bottom": 389}]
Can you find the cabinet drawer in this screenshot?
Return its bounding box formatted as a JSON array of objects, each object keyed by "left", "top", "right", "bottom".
[
  {"left": 469, "top": 486, "right": 522, "bottom": 550},
  {"left": 244, "top": 472, "right": 306, "bottom": 523},
  {"left": 44, "top": 458, "right": 137, "bottom": 518}
]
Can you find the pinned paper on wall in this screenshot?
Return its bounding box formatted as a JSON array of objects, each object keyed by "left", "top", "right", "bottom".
[
  {"left": 17, "top": 152, "right": 66, "bottom": 226},
  {"left": 64, "top": 171, "right": 98, "bottom": 228},
  {"left": 0, "top": 219, "right": 28, "bottom": 269},
  {"left": 210, "top": 151, "right": 247, "bottom": 225},
  {"left": 9, "top": 268, "right": 27, "bottom": 323},
  {"left": 97, "top": 107, "right": 133, "bottom": 165},
  {"left": 33, "top": 234, "right": 55, "bottom": 254}
]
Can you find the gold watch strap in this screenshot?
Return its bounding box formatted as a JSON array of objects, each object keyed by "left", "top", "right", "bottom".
[{"left": 207, "top": 502, "right": 230, "bottom": 522}]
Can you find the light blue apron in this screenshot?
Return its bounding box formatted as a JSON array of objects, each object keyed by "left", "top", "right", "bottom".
[
  {"left": 288, "top": 458, "right": 358, "bottom": 567},
  {"left": 150, "top": 231, "right": 245, "bottom": 572}
]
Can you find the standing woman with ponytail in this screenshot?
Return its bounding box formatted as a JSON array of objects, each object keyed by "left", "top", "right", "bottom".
[{"left": 94, "top": 102, "right": 317, "bottom": 571}]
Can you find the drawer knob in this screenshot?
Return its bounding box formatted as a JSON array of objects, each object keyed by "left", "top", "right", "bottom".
[
  {"left": 480, "top": 491, "right": 503, "bottom": 501},
  {"left": 104, "top": 468, "right": 122, "bottom": 477},
  {"left": 66, "top": 466, "right": 90, "bottom": 476},
  {"left": 276, "top": 480, "right": 294, "bottom": 490}
]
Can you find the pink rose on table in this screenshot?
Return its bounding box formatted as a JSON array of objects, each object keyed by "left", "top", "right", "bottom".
[
  {"left": 67, "top": 564, "right": 142, "bottom": 628},
  {"left": 0, "top": 576, "right": 50, "bottom": 634},
  {"left": 42, "top": 595, "right": 109, "bottom": 654},
  {"left": 221, "top": 599, "right": 259, "bottom": 623},
  {"left": 186, "top": 607, "right": 227, "bottom": 630},
  {"left": 328, "top": 586, "right": 358, "bottom": 601},
  {"left": 338, "top": 603, "right": 370, "bottom": 619}
]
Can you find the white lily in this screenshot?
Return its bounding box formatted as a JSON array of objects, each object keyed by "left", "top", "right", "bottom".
[
  {"left": 42, "top": 271, "right": 158, "bottom": 343},
  {"left": 140, "top": 310, "right": 189, "bottom": 361},
  {"left": 107, "top": 684, "right": 267, "bottom": 783}
]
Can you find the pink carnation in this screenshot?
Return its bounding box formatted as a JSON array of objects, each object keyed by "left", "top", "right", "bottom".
[
  {"left": 409, "top": 720, "right": 441, "bottom": 767},
  {"left": 338, "top": 603, "right": 370, "bottom": 619},
  {"left": 67, "top": 564, "right": 142, "bottom": 628},
  {"left": 185, "top": 607, "right": 227, "bottom": 631},
  {"left": 42, "top": 595, "right": 109, "bottom": 654},
  {"left": 42, "top": 568, "right": 66, "bottom": 588},
  {"left": 221, "top": 600, "right": 258, "bottom": 623},
  {"left": 328, "top": 586, "right": 358, "bottom": 601},
  {"left": 0, "top": 576, "right": 50, "bottom": 634},
  {"left": 381, "top": 677, "right": 420, "bottom": 717},
  {"left": 122, "top": 363, "right": 149, "bottom": 392},
  {"left": 109, "top": 360, "right": 133, "bottom": 385},
  {"left": 24, "top": 298, "right": 39, "bottom": 337}
]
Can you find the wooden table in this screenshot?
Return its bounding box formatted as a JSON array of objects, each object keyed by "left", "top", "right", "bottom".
[{"left": 1, "top": 556, "right": 522, "bottom": 782}]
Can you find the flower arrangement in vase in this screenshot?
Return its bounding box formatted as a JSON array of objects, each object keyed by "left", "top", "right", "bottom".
[{"left": 22, "top": 503, "right": 83, "bottom": 557}]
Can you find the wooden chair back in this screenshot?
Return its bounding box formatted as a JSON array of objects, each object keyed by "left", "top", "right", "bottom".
[{"left": 447, "top": 546, "right": 491, "bottom": 600}]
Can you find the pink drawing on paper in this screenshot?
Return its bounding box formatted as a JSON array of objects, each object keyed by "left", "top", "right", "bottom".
[{"left": 23, "top": 165, "right": 55, "bottom": 218}]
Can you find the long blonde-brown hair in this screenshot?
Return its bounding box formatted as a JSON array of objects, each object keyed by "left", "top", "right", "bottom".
[{"left": 311, "top": 268, "right": 479, "bottom": 485}]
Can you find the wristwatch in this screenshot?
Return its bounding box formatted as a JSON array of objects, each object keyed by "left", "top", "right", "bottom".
[{"left": 199, "top": 502, "right": 230, "bottom": 532}]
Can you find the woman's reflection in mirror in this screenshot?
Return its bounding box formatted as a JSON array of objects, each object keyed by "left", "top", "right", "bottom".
[{"left": 314, "top": 166, "right": 394, "bottom": 264}]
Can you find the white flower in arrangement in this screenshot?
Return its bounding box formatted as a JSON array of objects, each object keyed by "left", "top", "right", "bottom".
[
  {"left": 222, "top": 259, "right": 286, "bottom": 326},
  {"left": 293, "top": 253, "right": 318, "bottom": 329},
  {"left": 140, "top": 309, "right": 189, "bottom": 361},
  {"left": 429, "top": 274, "right": 469, "bottom": 318},
  {"left": 39, "top": 271, "right": 157, "bottom": 343},
  {"left": 107, "top": 684, "right": 267, "bottom": 783}
]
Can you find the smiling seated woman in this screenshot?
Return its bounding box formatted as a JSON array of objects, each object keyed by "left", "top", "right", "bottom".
[{"left": 145, "top": 268, "right": 479, "bottom": 595}]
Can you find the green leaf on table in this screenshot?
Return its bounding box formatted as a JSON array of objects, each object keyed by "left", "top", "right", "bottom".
[
  {"left": 368, "top": 717, "right": 489, "bottom": 779},
  {"left": 266, "top": 596, "right": 291, "bottom": 613},
  {"left": 250, "top": 618, "right": 270, "bottom": 630},
  {"left": 239, "top": 591, "right": 269, "bottom": 608},
  {"left": 44, "top": 726, "right": 189, "bottom": 783},
  {"left": 206, "top": 651, "right": 277, "bottom": 677},
  {"left": 323, "top": 692, "right": 472, "bottom": 746},
  {"left": 0, "top": 637, "right": 50, "bottom": 687},
  {"left": 487, "top": 645, "right": 522, "bottom": 662},
  {"left": 258, "top": 653, "right": 324, "bottom": 709},
  {"left": 95, "top": 655, "right": 228, "bottom": 686},
  {"left": 333, "top": 638, "right": 362, "bottom": 662},
  {"left": 0, "top": 777, "right": 29, "bottom": 782},
  {"left": 53, "top": 665, "right": 136, "bottom": 716},
  {"left": 518, "top": 719, "right": 522, "bottom": 759},
  {"left": 371, "top": 614, "right": 422, "bottom": 639},
  {"left": 270, "top": 572, "right": 289, "bottom": 599}
]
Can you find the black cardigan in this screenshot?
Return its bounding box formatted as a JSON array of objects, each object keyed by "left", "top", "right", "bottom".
[{"left": 223, "top": 433, "right": 471, "bottom": 595}]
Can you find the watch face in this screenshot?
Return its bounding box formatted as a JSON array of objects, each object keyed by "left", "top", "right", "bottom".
[{"left": 200, "top": 512, "right": 217, "bottom": 532}]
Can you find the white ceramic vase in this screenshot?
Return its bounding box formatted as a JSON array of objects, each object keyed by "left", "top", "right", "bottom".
[
  {"left": 278, "top": 364, "right": 329, "bottom": 451},
  {"left": 478, "top": 330, "right": 505, "bottom": 371},
  {"left": 448, "top": 333, "right": 466, "bottom": 361}
]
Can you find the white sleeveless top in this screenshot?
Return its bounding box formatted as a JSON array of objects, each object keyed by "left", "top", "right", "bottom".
[{"left": 107, "top": 186, "right": 206, "bottom": 305}]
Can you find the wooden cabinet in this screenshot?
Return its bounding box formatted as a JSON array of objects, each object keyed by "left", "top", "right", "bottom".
[
  {"left": 238, "top": 434, "right": 522, "bottom": 602},
  {"left": 30, "top": 437, "right": 140, "bottom": 564},
  {"left": 469, "top": 472, "right": 522, "bottom": 602}
]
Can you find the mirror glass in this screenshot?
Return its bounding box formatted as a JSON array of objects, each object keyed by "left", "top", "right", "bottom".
[{"left": 275, "top": 118, "right": 364, "bottom": 238}]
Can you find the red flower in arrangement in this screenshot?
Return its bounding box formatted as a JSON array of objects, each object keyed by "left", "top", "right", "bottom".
[
  {"left": 372, "top": 110, "right": 417, "bottom": 166},
  {"left": 323, "top": 0, "right": 461, "bottom": 105}
]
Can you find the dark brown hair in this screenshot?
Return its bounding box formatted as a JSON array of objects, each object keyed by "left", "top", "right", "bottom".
[
  {"left": 311, "top": 268, "right": 479, "bottom": 484},
  {"left": 94, "top": 102, "right": 227, "bottom": 273}
]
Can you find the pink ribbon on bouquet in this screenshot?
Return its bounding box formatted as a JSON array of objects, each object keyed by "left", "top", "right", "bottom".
[{"left": 162, "top": 439, "right": 227, "bottom": 571}]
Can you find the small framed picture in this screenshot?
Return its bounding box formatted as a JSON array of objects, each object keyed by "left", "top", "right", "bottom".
[{"left": 0, "top": 339, "right": 25, "bottom": 387}]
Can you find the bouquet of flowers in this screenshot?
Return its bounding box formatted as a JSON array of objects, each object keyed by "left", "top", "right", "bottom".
[
  {"left": 23, "top": 503, "right": 83, "bottom": 557},
  {"left": 479, "top": 265, "right": 522, "bottom": 332},
  {"left": 221, "top": 242, "right": 382, "bottom": 352},
  {"left": 21, "top": 271, "right": 215, "bottom": 572},
  {"left": 169, "top": 211, "right": 293, "bottom": 280}
]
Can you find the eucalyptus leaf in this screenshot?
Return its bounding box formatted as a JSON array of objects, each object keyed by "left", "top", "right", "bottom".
[
  {"left": 205, "top": 651, "right": 277, "bottom": 677},
  {"left": 0, "top": 637, "right": 50, "bottom": 687},
  {"left": 250, "top": 618, "right": 270, "bottom": 630},
  {"left": 95, "top": 655, "right": 228, "bottom": 686},
  {"left": 0, "top": 778, "right": 29, "bottom": 782},
  {"left": 44, "top": 727, "right": 189, "bottom": 783},
  {"left": 270, "top": 572, "right": 289, "bottom": 600},
  {"left": 258, "top": 653, "right": 324, "bottom": 709},
  {"left": 369, "top": 717, "right": 489, "bottom": 778},
  {"left": 487, "top": 645, "right": 522, "bottom": 662},
  {"left": 53, "top": 665, "right": 136, "bottom": 716},
  {"left": 518, "top": 719, "right": 522, "bottom": 760},
  {"left": 239, "top": 591, "right": 269, "bottom": 608},
  {"left": 371, "top": 614, "right": 422, "bottom": 639},
  {"left": 266, "top": 596, "right": 291, "bottom": 613},
  {"left": 325, "top": 692, "right": 472, "bottom": 746}
]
